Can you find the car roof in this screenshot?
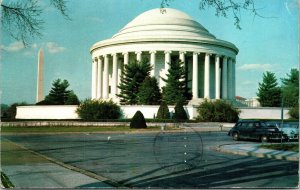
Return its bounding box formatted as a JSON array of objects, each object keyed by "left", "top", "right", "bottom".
[{"left": 238, "top": 120, "right": 262, "bottom": 123}]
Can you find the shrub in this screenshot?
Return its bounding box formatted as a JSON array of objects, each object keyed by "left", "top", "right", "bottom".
[
  {"left": 156, "top": 101, "right": 170, "bottom": 119},
  {"left": 3, "top": 102, "right": 28, "bottom": 119},
  {"left": 130, "top": 111, "right": 147, "bottom": 129},
  {"left": 76, "top": 99, "right": 121, "bottom": 120},
  {"left": 289, "top": 104, "right": 299, "bottom": 119},
  {"left": 174, "top": 101, "right": 188, "bottom": 120},
  {"left": 196, "top": 99, "right": 240, "bottom": 122}
]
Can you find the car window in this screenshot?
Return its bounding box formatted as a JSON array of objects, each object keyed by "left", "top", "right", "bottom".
[
  {"left": 240, "top": 122, "right": 248, "bottom": 128},
  {"left": 254, "top": 122, "right": 260, "bottom": 128},
  {"left": 260, "top": 122, "right": 267, "bottom": 127},
  {"left": 246, "top": 122, "right": 255, "bottom": 128}
]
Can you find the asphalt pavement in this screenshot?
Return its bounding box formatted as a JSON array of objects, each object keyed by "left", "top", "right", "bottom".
[{"left": 1, "top": 131, "right": 299, "bottom": 188}]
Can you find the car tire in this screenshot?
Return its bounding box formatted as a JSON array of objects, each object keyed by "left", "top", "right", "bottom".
[
  {"left": 233, "top": 132, "right": 239, "bottom": 141},
  {"left": 261, "top": 135, "right": 268, "bottom": 143}
]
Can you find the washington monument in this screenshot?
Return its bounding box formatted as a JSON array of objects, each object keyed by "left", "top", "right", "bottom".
[{"left": 36, "top": 48, "right": 44, "bottom": 103}]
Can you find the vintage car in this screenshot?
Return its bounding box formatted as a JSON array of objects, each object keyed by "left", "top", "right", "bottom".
[
  {"left": 228, "top": 120, "right": 287, "bottom": 143},
  {"left": 266, "top": 121, "right": 299, "bottom": 141}
]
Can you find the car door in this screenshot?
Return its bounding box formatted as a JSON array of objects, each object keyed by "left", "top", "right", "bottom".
[
  {"left": 244, "top": 122, "right": 256, "bottom": 139},
  {"left": 239, "top": 122, "right": 249, "bottom": 138}
]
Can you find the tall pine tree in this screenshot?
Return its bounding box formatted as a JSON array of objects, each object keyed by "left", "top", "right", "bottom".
[
  {"left": 137, "top": 77, "right": 162, "bottom": 105},
  {"left": 39, "top": 79, "right": 79, "bottom": 105},
  {"left": 162, "top": 59, "right": 191, "bottom": 105},
  {"left": 256, "top": 71, "right": 281, "bottom": 107},
  {"left": 281, "top": 68, "right": 299, "bottom": 107},
  {"left": 117, "top": 58, "right": 151, "bottom": 105}
]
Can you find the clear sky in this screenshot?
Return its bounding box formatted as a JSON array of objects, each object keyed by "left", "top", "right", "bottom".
[{"left": 1, "top": 0, "right": 298, "bottom": 105}]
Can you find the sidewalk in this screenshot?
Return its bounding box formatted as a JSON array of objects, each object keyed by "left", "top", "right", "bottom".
[
  {"left": 212, "top": 143, "right": 299, "bottom": 162},
  {"left": 1, "top": 139, "right": 114, "bottom": 188}
]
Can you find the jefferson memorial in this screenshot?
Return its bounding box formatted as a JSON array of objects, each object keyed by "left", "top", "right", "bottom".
[{"left": 90, "top": 8, "right": 238, "bottom": 105}]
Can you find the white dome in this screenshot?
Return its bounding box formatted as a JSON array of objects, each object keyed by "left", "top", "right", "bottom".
[
  {"left": 90, "top": 8, "right": 238, "bottom": 55},
  {"left": 112, "top": 8, "right": 216, "bottom": 40}
]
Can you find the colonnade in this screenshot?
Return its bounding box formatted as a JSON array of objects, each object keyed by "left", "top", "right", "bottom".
[{"left": 91, "top": 50, "right": 236, "bottom": 103}]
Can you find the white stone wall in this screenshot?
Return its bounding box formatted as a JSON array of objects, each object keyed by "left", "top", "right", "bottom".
[
  {"left": 16, "top": 105, "right": 291, "bottom": 120},
  {"left": 16, "top": 105, "right": 80, "bottom": 119},
  {"left": 238, "top": 107, "right": 290, "bottom": 120}
]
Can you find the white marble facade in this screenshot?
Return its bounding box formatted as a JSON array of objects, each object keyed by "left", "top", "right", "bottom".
[{"left": 90, "top": 8, "right": 238, "bottom": 105}]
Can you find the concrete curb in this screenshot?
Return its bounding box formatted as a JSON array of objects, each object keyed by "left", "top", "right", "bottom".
[{"left": 211, "top": 143, "right": 299, "bottom": 162}]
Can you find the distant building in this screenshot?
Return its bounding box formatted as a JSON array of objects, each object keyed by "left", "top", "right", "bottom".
[
  {"left": 235, "top": 96, "right": 248, "bottom": 107},
  {"left": 245, "top": 97, "right": 261, "bottom": 107},
  {"left": 90, "top": 8, "right": 238, "bottom": 105}
]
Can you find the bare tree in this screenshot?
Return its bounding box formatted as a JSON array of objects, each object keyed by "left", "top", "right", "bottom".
[
  {"left": 161, "top": 0, "right": 263, "bottom": 29},
  {"left": 1, "top": 0, "right": 69, "bottom": 47}
]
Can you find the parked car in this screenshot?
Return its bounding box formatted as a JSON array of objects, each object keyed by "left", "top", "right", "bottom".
[
  {"left": 266, "top": 121, "right": 299, "bottom": 141},
  {"left": 228, "top": 120, "right": 287, "bottom": 143}
]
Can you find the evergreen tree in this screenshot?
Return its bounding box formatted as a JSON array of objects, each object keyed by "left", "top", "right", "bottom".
[
  {"left": 162, "top": 59, "right": 191, "bottom": 105},
  {"left": 38, "top": 79, "right": 79, "bottom": 105},
  {"left": 156, "top": 101, "right": 170, "bottom": 119},
  {"left": 137, "top": 77, "right": 162, "bottom": 105},
  {"left": 65, "top": 90, "right": 80, "bottom": 105},
  {"left": 174, "top": 101, "right": 188, "bottom": 120},
  {"left": 117, "top": 58, "right": 151, "bottom": 105},
  {"left": 281, "top": 68, "right": 299, "bottom": 107},
  {"left": 256, "top": 71, "right": 281, "bottom": 107}
]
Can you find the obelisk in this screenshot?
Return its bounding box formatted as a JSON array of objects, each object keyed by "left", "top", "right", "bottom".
[{"left": 36, "top": 48, "right": 44, "bottom": 103}]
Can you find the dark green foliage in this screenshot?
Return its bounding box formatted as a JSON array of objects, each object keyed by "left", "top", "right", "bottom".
[
  {"left": 281, "top": 68, "right": 299, "bottom": 107},
  {"left": 196, "top": 99, "right": 240, "bottom": 122},
  {"left": 65, "top": 90, "right": 80, "bottom": 105},
  {"left": 156, "top": 101, "right": 170, "bottom": 119},
  {"left": 76, "top": 99, "right": 121, "bottom": 120},
  {"left": 1, "top": 172, "right": 14, "bottom": 188},
  {"left": 174, "top": 101, "right": 188, "bottom": 120},
  {"left": 256, "top": 71, "right": 281, "bottom": 107},
  {"left": 37, "top": 79, "right": 80, "bottom": 105},
  {"left": 130, "top": 111, "right": 147, "bottom": 129},
  {"left": 117, "top": 58, "right": 151, "bottom": 105},
  {"left": 1, "top": 104, "right": 9, "bottom": 118},
  {"left": 289, "top": 104, "right": 299, "bottom": 119},
  {"left": 162, "top": 59, "right": 191, "bottom": 105},
  {"left": 2, "top": 102, "right": 27, "bottom": 119},
  {"left": 137, "top": 77, "right": 162, "bottom": 105}
]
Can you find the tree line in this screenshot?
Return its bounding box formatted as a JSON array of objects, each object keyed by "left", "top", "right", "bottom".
[
  {"left": 117, "top": 58, "right": 191, "bottom": 105},
  {"left": 256, "top": 68, "right": 299, "bottom": 118}
]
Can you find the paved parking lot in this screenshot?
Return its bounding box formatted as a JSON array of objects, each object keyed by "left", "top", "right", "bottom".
[{"left": 1, "top": 130, "right": 298, "bottom": 188}]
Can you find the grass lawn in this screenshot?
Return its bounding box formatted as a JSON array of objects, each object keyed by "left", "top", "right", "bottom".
[
  {"left": 1, "top": 125, "right": 179, "bottom": 133},
  {"left": 260, "top": 143, "right": 299, "bottom": 152}
]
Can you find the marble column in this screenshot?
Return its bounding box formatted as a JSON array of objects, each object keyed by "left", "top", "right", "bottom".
[
  {"left": 215, "top": 55, "right": 221, "bottom": 99},
  {"left": 97, "top": 56, "right": 103, "bottom": 99},
  {"left": 164, "top": 50, "right": 171, "bottom": 71},
  {"left": 179, "top": 51, "right": 186, "bottom": 63},
  {"left": 228, "top": 58, "right": 233, "bottom": 99},
  {"left": 123, "top": 52, "right": 129, "bottom": 65},
  {"left": 192, "top": 52, "right": 199, "bottom": 99},
  {"left": 222, "top": 57, "right": 228, "bottom": 99},
  {"left": 232, "top": 59, "right": 236, "bottom": 100},
  {"left": 136, "top": 51, "right": 142, "bottom": 62},
  {"left": 150, "top": 51, "right": 156, "bottom": 77},
  {"left": 160, "top": 51, "right": 171, "bottom": 87},
  {"left": 117, "top": 58, "right": 122, "bottom": 95},
  {"left": 103, "top": 55, "right": 109, "bottom": 99},
  {"left": 91, "top": 58, "right": 98, "bottom": 99},
  {"left": 204, "top": 53, "right": 211, "bottom": 99},
  {"left": 112, "top": 54, "right": 118, "bottom": 98}
]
